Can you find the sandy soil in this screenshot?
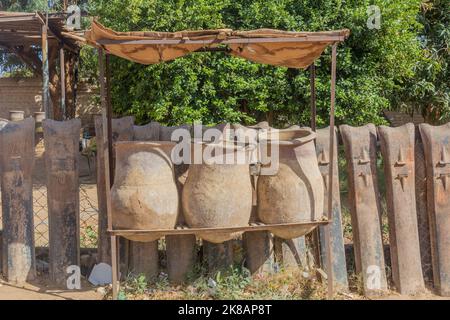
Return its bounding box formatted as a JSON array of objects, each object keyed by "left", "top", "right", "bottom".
[{"left": 0, "top": 278, "right": 103, "bottom": 300}]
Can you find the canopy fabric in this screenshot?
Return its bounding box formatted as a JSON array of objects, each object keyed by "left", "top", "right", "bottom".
[{"left": 85, "top": 21, "right": 349, "bottom": 69}]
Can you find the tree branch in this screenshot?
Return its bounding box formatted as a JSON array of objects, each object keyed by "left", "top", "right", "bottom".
[{"left": 3, "top": 44, "right": 43, "bottom": 76}]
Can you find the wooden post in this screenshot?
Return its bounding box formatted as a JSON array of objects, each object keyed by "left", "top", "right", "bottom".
[
  {"left": 43, "top": 119, "right": 81, "bottom": 286},
  {"left": 203, "top": 241, "right": 234, "bottom": 274},
  {"left": 60, "top": 46, "right": 66, "bottom": 119},
  {"left": 41, "top": 15, "right": 50, "bottom": 119},
  {"left": 243, "top": 231, "right": 274, "bottom": 274},
  {"left": 166, "top": 235, "right": 196, "bottom": 283},
  {"left": 129, "top": 241, "right": 159, "bottom": 281},
  {"left": 0, "top": 118, "right": 36, "bottom": 284}
]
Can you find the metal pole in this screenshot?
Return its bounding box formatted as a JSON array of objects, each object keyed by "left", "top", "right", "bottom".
[
  {"left": 98, "top": 48, "right": 118, "bottom": 300},
  {"left": 105, "top": 54, "right": 114, "bottom": 184},
  {"left": 309, "top": 63, "right": 323, "bottom": 280},
  {"left": 41, "top": 13, "right": 50, "bottom": 119},
  {"left": 60, "top": 46, "right": 66, "bottom": 119},
  {"left": 310, "top": 64, "right": 316, "bottom": 131},
  {"left": 325, "top": 43, "right": 338, "bottom": 299}
]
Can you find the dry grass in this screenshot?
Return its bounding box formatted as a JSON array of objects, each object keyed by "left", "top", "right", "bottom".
[{"left": 105, "top": 267, "right": 366, "bottom": 300}]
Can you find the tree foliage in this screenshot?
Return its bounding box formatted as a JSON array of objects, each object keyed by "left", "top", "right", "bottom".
[
  {"left": 1, "top": 1, "right": 447, "bottom": 126},
  {"left": 397, "top": 0, "right": 449, "bottom": 123},
  {"left": 85, "top": 0, "right": 429, "bottom": 126}
]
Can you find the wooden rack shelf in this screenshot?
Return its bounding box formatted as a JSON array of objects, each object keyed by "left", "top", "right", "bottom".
[{"left": 109, "top": 218, "right": 329, "bottom": 238}]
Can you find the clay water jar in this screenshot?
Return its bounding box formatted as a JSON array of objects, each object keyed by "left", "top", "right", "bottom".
[
  {"left": 9, "top": 110, "right": 25, "bottom": 122},
  {"left": 111, "top": 141, "right": 178, "bottom": 241},
  {"left": 257, "top": 128, "right": 324, "bottom": 239},
  {"left": 182, "top": 141, "right": 254, "bottom": 243}
]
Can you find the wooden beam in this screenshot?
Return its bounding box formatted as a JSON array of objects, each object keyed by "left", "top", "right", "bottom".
[
  {"left": 109, "top": 220, "right": 329, "bottom": 237},
  {"left": 97, "top": 35, "right": 347, "bottom": 46},
  {"left": 42, "top": 16, "right": 51, "bottom": 119},
  {"left": 60, "top": 46, "right": 66, "bottom": 119}
]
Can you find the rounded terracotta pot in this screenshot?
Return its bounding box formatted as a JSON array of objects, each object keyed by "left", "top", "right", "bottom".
[
  {"left": 111, "top": 141, "right": 178, "bottom": 241},
  {"left": 182, "top": 142, "right": 253, "bottom": 243},
  {"left": 257, "top": 128, "right": 324, "bottom": 239},
  {"left": 9, "top": 110, "right": 25, "bottom": 122}
]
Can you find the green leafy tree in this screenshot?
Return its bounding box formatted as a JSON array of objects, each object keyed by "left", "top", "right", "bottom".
[
  {"left": 396, "top": 0, "right": 449, "bottom": 123},
  {"left": 85, "top": 0, "right": 426, "bottom": 126}
]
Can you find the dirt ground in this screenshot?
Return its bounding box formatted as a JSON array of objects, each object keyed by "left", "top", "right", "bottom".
[{"left": 0, "top": 278, "right": 103, "bottom": 300}]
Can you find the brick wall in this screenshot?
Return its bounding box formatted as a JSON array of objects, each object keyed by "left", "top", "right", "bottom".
[{"left": 0, "top": 77, "right": 100, "bottom": 128}]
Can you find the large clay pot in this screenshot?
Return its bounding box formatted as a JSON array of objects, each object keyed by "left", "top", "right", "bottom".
[
  {"left": 182, "top": 142, "right": 253, "bottom": 243},
  {"left": 257, "top": 128, "right": 324, "bottom": 239},
  {"left": 133, "top": 121, "right": 160, "bottom": 141},
  {"left": 160, "top": 124, "right": 191, "bottom": 141},
  {"left": 111, "top": 141, "right": 178, "bottom": 241}
]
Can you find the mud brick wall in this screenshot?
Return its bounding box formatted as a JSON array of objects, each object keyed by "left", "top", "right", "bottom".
[{"left": 0, "top": 77, "right": 100, "bottom": 127}]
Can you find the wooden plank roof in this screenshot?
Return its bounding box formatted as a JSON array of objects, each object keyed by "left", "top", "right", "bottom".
[{"left": 0, "top": 11, "right": 81, "bottom": 50}]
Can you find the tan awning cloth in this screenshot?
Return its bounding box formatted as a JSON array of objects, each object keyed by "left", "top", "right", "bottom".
[{"left": 85, "top": 21, "right": 349, "bottom": 68}]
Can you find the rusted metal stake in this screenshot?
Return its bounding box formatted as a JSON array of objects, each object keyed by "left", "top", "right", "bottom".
[
  {"left": 419, "top": 123, "right": 450, "bottom": 297},
  {"left": 340, "top": 124, "right": 388, "bottom": 297},
  {"left": 378, "top": 124, "right": 425, "bottom": 295},
  {"left": 317, "top": 127, "right": 348, "bottom": 290}
]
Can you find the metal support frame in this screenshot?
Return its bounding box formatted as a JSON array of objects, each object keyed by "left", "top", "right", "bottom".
[
  {"left": 98, "top": 48, "right": 119, "bottom": 299},
  {"left": 105, "top": 54, "right": 114, "bottom": 182},
  {"left": 99, "top": 40, "right": 341, "bottom": 300},
  {"left": 310, "top": 64, "right": 316, "bottom": 131},
  {"left": 325, "top": 43, "right": 338, "bottom": 299}
]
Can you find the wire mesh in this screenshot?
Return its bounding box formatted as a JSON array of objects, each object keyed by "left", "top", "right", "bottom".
[{"left": 0, "top": 183, "right": 99, "bottom": 248}]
